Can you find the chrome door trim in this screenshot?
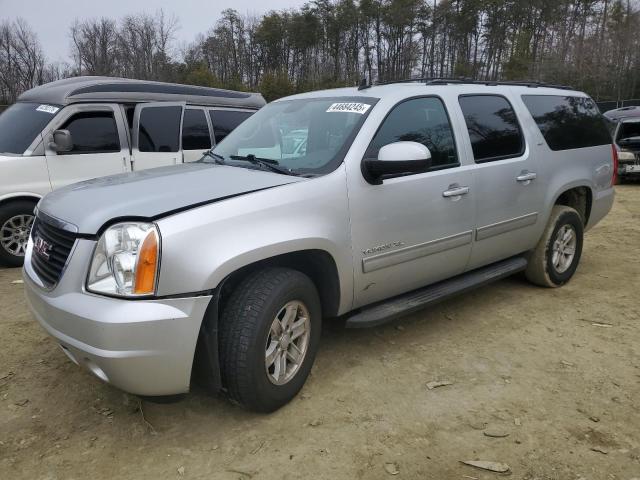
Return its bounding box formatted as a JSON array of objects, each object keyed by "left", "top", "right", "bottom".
[
  {"left": 362, "top": 230, "right": 473, "bottom": 273},
  {"left": 476, "top": 212, "right": 538, "bottom": 241}
]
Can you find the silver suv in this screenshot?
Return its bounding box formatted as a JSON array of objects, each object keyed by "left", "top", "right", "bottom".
[{"left": 23, "top": 80, "right": 615, "bottom": 412}]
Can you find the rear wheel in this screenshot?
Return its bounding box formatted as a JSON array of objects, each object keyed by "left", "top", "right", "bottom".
[
  {"left": 525, "top": 205, "right": 583, "bottom": 287},
  {"left": 219, "top": 267, "right": 321, "bottom": 412},
  {"left": 0, "top": 201, "right": 36, "bottom": 268}
]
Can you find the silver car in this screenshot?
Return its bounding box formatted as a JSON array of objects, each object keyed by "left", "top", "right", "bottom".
[{"left": 23, "top": 80, "right": 615, "bottom": 412}]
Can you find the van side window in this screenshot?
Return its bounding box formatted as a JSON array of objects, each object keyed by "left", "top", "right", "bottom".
[
  {"left": 210, "top": 110, "right": 254, "bottom": 144},
  {"left": 182, "top": 109, "right": 211, "bottom": 150},
  {"left": 59, "top": 111, "right": 120, "bottom": 154},
  {"left": 458, "top": 95, "right": 524, "bottom": 162},
  {"left": 139, "top": 106, "right": 181, "bottom": 153},
  {"left": 521, "top": 95, "right": 611, "bottom": 150},
  {"left": 365, "top": 97, "right": 458, "bottom": 169}
]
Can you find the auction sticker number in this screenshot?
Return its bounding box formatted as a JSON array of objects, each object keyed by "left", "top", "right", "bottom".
[
  {"left": 326, "top": 103, "right": 371, "bottom": 114},
  {"left": 36, "top": 105, "right": 60, "bottom": 114}
]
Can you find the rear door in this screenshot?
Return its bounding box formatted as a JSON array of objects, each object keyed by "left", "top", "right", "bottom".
[
  {"left": 45, "top": 104, "right": 130, "bottom": 190},
  {"left": 458, "top": 94, "right": 543, "bottom": 269},
  {"left": 181, "top": 107, "right": 213, "bottom": 162},
  {"left": 132, "top": 102, "right": 184, "bottom": 170}
]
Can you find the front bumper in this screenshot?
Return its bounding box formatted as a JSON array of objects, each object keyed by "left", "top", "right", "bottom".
[{"left": 23, "top": 238, "right": 212, "bottom": 396}]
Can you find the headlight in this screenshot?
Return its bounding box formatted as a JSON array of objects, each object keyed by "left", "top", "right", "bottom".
[
  {"left": 618, "top": 150, "right": 636, "bottom": 162},
  {"left": 87, "top": 222, "right": 160, "bottom": 297}
]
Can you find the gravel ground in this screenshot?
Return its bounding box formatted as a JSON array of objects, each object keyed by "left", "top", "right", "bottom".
[{"left": 1, "top": 185, "right": 639, "bottom": 480}]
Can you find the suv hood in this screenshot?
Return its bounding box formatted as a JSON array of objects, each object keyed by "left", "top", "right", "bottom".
[{"left": 38, "top": 163, "right": 305, "bottom": 234}]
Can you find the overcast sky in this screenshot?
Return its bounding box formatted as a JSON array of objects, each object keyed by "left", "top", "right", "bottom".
[{"left": 1, "top": 0, "right": 308, "bottom": 63}]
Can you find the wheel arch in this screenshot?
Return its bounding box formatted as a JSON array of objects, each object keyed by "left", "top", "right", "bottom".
[
  {"left": 552, "top": 184, "right": 593, "bottom": 226},
  {"left": 0, "top": 193, "right": 42, "bottom": 209}
]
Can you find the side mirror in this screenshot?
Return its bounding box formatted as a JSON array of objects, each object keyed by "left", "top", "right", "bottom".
[
  {"left": 362, "top": 141, "right": 432, "bottom": 184},
  {"left": 48, "top": 129, "right": 73, "bottom": 153}
]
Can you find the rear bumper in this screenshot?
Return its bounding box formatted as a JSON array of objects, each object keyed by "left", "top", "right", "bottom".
[{"left": 23, "top": 239, "right": 212, "bottom": 396}]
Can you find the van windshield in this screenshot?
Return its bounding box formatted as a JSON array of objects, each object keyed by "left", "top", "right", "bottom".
[
  {"left": 206, "top": 97, "right": 377, "bottom": 176},
  {"left": 0, "top": 102, "right": 60, "bottom": 155}
]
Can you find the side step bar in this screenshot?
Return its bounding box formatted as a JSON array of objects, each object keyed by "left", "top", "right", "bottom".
[{"left": 345, "top": 256, "right": 528, "bottom": 329}]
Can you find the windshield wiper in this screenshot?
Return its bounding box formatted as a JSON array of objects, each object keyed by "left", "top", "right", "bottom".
[
  {"left": 202, "top": 151, "right": 226, "bottom": 164},
  {"left": 229, "top": 154, "right": 297, "bottom": 176}
]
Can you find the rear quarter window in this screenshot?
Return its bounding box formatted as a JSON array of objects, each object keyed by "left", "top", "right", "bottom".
[{"left": 521, "top": 95, "right": 611, "bottom": 151}]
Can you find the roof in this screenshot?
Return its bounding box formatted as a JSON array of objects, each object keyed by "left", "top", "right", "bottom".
[
  {"left": 17, "top": 76, "right": 266, "bottom": 109},
  {"left": 604, "top": 106, "right": 640, "bottom": 121},
  {"left": 278, "top": 80, "right": 586, "bottom": 104}
]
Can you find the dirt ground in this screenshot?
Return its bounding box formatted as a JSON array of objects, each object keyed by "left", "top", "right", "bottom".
[{"left": 1, "top": 186, "right": 639, "bottom": 480}]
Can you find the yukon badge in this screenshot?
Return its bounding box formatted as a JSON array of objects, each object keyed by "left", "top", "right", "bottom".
[{"left": 33, "top": 236, "right": 52, "bottom": 261}]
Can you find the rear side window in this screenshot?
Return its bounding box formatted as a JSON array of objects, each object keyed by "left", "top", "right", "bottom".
[
  {"left": 521, "top": 95, "right": 611, "bottom": 150},
  {"left": 182, "top": 109, "right": 211, "bottom": 150},
  {"left": 60, "top": 111, "right": 120, "bottom": 154},
  {"left": 210, "top": 110, "right": 253, "bottom": 144},
  {"left": 459, "top": 95, "right": 524, "bottom": 162},
  {"left": 365, "top": 97, "right": 458, "bottom": 169},
  {"left": 0, "top": 102, "right": 60, "bottom": 155},
  {"left": 139, "top": 106, "right": 181, "bottom": 152}
]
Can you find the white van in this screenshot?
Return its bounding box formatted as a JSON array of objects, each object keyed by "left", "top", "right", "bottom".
[{"left": 0, "top": 76, "right": 265, "bottom": 266}]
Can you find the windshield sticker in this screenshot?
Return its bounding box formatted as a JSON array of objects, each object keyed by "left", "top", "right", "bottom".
[
  {"left": 326, "top": 102, "right": 371, "bottom": 114},
  {"left": 36, "top": 105, "right": 60, "bottom": 114}
]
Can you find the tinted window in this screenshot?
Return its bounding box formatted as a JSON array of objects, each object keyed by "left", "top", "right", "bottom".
[
  {"left": 522, "top": 95, "right": 612, "bottom": 150},
  {"left": 210, "top": 110, "right": 253, "bottom": 144},
  {"left": 138, "top": 106, "right": 181, "bottom": 152},
  {"left": 0, "top": 102, "right": 60, "bottom": 155},
  {"left": 365, "top": 97, "right": 458, "bottom": 169},
  {"left": 182, "top": 109, "right": 211, "bottom": 150},
  {"left": 459, "top": 95, "right": 524, "bottom": 162},
  {"left": 60, "top": 111, "right": 120, "bottom": 154}
]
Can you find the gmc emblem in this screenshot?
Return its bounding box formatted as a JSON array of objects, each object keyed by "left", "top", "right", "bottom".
[{"left": 33, "top": 236, "right": 52, "bottom": 261}]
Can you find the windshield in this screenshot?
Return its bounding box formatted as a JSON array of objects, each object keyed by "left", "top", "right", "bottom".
[
  {"left": 207, "top": 97, "right": 377, "bottom": 175},
  {"left": 0, "top": 102, "right": 60, "bottom": 155}
]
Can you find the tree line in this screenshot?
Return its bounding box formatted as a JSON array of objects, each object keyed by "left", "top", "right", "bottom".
[{"left": 1, "top": 0, "right": 640, "bottom": 105}]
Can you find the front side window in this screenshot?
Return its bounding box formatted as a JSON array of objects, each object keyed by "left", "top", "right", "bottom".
[
  {"left": 365, "top": 97, "right": 458, "bottom": 169},
  {"left": 182, "top": 109, "right": 211, "bottom": 150},
  {"left": 521, "top": 95, "right": 611, "bottom": 151},
  {"left": 0, "top": 102, "right": 60, "bottom": 155},
  {"left": 60, "top": 111, "right": 120, "bottom": 154},
  {"left": 208, "top": 97, "right": 376, "bottom": 176},
  {"left": 459, "top": 95, "right": 524, "bottom": 162},
  {"left": 138, "top": 106, "right": 181, "bottom": 153},
  {"left": 210, "top": 110, "right": 254, "bottom": 144}
]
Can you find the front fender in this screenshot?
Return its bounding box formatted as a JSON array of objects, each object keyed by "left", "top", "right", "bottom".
[{"left": 155, "top": 167, "right": 354, "bottom": 314}]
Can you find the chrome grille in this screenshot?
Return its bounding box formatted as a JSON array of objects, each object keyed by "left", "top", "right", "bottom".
[{"left": 30, "top": 218, "right": 76, "bottom": 288}]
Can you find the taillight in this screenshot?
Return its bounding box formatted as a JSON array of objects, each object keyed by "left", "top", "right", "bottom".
[{"left": 611, "top": 144, "right": 619, "bottom": 186}]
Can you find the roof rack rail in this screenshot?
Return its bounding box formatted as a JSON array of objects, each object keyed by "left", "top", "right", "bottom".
[{"left": 374, "top": 77, "right": 574, "bottom": 90}]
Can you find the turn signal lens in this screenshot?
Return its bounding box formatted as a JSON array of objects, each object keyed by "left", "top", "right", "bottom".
[{"left": 134, "top": 230, "right": 159, "bottom": 295}]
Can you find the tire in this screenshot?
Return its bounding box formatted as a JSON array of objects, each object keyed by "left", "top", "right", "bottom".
[
  {"left": 219, "top": 267, "right": 321, "bottom": 412},
  {"left": 0, "top": 200, "right": 36, "bottom": 268},
  {"left": 525, "top": 205, "right": 584, "bottom": 288}
]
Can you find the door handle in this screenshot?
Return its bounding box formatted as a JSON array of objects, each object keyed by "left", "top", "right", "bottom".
[
  {"left": 516, "top": 171, "right": 537, "bottom": 183},
  {"left": 442, "top": 185, "right": 470, "bottom": 198}
]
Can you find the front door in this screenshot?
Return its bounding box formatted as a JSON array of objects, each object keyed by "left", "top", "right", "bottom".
[
  {"left": 456, "top": 94, "right": 543, "bottom": 269},
  {"left": 132, "top": 102, "right": 184, "bottom": 170},
  {"left": 45, "top": 104, "right": 130, "bottom": 190},
  {"left": 348, "top": 96, "right": 476, "bottom": 308}
]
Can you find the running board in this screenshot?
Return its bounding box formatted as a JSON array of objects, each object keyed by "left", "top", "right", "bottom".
[{"left": 345, "top": 256, "right": 528, "bottom": 328}]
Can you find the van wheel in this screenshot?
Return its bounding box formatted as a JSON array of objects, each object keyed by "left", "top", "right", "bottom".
[
  {"left": 0, "top": 201, "right": 36, "bottom": 268},
  {"left": 219, "top": 267, "right": 321, "bottom": 412},
  {"left": 525, "top": 206, "right": 583, "bottom": 287}
]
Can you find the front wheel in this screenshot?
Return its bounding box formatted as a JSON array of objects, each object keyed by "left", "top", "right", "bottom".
[
  {"left": 0, "top": 201, "right": 36, "bottom": 268},
  {"left": 525, "top": 205, "right": 584, "bottom": 287},
  {"left": 219, "top": 268, "right": 321, "bottom": 412}
]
